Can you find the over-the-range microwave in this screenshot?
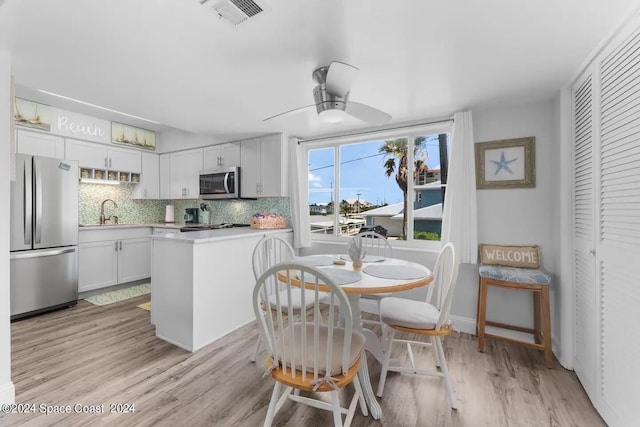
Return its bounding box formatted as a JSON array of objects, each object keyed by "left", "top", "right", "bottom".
[{"left": 199, "top": 166, "right": 240, "bottom": 199}]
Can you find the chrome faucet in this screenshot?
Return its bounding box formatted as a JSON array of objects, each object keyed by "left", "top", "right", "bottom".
[{"left": 100, "top": 199, "right": 118, "bottom": 224}]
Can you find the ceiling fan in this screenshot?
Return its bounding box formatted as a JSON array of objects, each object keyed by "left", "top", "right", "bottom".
[{"left": 263, "top": 61, "right": 392, "bottom": 125}]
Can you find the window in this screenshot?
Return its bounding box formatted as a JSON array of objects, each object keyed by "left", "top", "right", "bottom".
[{"left": 306, "top": 123, "right": 451, "bottom": 244}]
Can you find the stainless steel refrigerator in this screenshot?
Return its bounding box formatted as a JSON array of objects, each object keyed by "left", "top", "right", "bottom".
[{"left": 10, "top": 154, "right": 79, "bottom": 319}]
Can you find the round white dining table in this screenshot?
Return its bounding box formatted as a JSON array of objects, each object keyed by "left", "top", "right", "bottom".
[{"left": 293, "top": 254, "right": 433, "bottom": 420}]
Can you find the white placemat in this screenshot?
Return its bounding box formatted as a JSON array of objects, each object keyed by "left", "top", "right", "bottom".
[
  {"left": 297, "top": 268, "right": 362, "bottom": 285},
  {"left": 293, "top": 255, "right": 336, "bottom": 267},
  {"left": 363, "top": 265, "right": 427, "bottom": 280},
  {"left": 339, "top": 255, "right": 387, "bottom": 263}
]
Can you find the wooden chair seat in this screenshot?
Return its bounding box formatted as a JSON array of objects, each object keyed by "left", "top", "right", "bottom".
[
  {"left": 476, "top": 265, "right": 554, "bottom": 368},
  {"left": 388, "top": 323, "right": 454, "bottom": 337},
  {"left": 268, "top": 356, "right": 362, "bottom": 392}
]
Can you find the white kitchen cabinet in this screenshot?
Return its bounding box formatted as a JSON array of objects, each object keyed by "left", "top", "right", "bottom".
[
  {"left": 152, "top": 229, "right": 293, "bottom": 351},
  {"left": 240, "top": 137, "right": 260, "bottom": 198},
  {"left": 108, "top": 146, "right": 142, "bottom": 173},
  {"left": 16, "top": 129, "right": 65, "bottom": 158},
  {"left": 161, "top": 148, "right": 203, "bottom": 199},
  {"left": 66, "top": 138, "right": 141, "bottom": 173},
  {"left": 240, "top": 134, "right": 287, "bottom": 198},
  {"left": 159, "top": 153, "right": 170, "bottom": 199},
  {"left": 118, "top": 237, "right": 151, "bottom": 283},
  {"left": 185, "top": 149, "right": 203, "bottom": 198},
  {"left": 169, "top": 151, "right": 186, "bottom": 198},
  {"left": 260, "top": 134, "right": 287, "bottom": 196},
  {"left": 78, "top": 240, "right": 119, "bottom": 291},
  {"left": 203, "top": 143, "right": 241, "bottom": 170},
  {"left": 66, "top": 138, "right": 107, "bottom": 169},
  {"left": 132, "top": 152, "right": 160, "bottom": 199},
  {"left": 78, "top": 227, "right": 151, "bottom": 292}
]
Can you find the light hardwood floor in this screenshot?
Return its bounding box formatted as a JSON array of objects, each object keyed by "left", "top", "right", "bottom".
[{"left": 2, "top": 296, "right": 605, "bottom": 426}]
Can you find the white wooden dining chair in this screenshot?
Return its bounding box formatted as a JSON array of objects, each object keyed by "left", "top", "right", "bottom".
[
  {"left": 250, "top": 236, "right": 317, "bottom": 362},
  {"left": 351, "top": 232, "right": 393, "bottom": 325},
  {"left": 376, "top": 242, "right": 459, "bottom": 409},
  {"left": 253, "top": 262, "right": 368, "bottom": 427}
]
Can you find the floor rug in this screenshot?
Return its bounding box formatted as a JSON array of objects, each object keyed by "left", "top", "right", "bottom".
[
  {"left": 84, "top": 283, "right": 151, "bottom": 306},
  {"left": 137, "top": 302, "right": 151, "bottom": 311}
]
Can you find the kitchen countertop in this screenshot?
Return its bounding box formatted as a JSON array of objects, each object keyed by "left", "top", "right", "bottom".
[
  {"left": 152, "top": 227, "right": 292, "bottom": 244},
  {"left": 79, "top": 223, "right": 184, "bottom": 230},
  {"left": 79, "top": 222, "right": 292, "bottom": 244}
]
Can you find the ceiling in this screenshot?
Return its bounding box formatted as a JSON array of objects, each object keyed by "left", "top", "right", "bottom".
[{"left": 0, "top": 0, "right": 638, "bottom": 145}]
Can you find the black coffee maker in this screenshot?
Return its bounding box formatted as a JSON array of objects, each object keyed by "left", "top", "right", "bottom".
[{"left": 184, "top": 208, "right": 199, "bottom": 224}]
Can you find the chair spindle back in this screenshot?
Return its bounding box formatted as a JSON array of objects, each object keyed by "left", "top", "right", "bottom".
[{"left": 253, "top": 262, "right": 354, "bottom": 382}]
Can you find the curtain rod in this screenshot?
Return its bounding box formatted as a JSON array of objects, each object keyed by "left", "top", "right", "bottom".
[{"left": 296, "top": 117, "right": 454, "bottom": 144}]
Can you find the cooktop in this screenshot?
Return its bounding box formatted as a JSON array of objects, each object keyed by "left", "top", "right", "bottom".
[{"left": 179, "top": 223, "right": 250, "bottom": 232}]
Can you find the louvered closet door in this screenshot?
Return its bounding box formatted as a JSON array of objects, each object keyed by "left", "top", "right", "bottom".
[
  {"left": 572, "top": 71, "right": 597, "bottom": 401},
  {"left": 597, "top": 24, "right": 640, "bottom": 426}
]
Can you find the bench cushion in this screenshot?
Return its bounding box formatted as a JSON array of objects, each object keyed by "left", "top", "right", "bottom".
[{"left": 479, "top": 265, "right": 551, "bottom": 285}]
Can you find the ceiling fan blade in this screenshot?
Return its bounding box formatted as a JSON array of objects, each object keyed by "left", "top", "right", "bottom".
[
  {"left": 325, "top": 61, "right": 359, "bottom": 97},
  {"left": 346, "top": 101, "right": 391, "bottom": 125},
  {"left": 263, "top": 105, "right": 315, "bottom": 122}
]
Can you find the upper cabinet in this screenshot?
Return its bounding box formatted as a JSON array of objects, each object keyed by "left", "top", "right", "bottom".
[
  {"left": 240, "top": 134, "right": 287, "bottom": 198},
  {"left": 132, "top": 152, "right": 160, "bottom": 199},
  {"left": 109, "top": 146, "right": 142, "bottom": 173},
  {"left": 159, "top": 148, "right": 203, "bottom": 199},
  {"left": 203, "top": 143, "right": 241, "bottom": 170},
  {"left": 66, "top": 138, "right": 107, "bottom": 169},
  {"left": 66, "top": 138, "right": 141, "bottom": 173},
  {"left": 16, "top": 129, "right": 65, "bottom": 159}
]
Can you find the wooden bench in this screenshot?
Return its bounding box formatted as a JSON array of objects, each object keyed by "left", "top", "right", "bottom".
[{"left": 476, "top": 245, "right": 553, "bottom": 368}]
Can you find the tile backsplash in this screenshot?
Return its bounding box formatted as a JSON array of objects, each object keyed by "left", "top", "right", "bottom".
[{"left": 78, "top": 183, "right": 291, "bottom": 226}]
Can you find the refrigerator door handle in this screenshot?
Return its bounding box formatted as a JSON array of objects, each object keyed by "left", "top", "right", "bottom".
[
  {"left": 24, "top": 159, "right": 32, "bottom": 245},
  {"left": 10, "top": 247, "right": 76, "bottom": 260},
  {"left": 34, "top": 158, "right": 42, "bottom": 244}
]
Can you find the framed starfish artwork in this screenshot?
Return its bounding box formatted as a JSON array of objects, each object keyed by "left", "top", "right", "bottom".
[{"left": 474, "top": 137, "right": 535, "bottom": 189}]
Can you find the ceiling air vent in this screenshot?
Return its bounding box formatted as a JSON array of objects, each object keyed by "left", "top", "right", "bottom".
[{"left": 200, "top": 0, "right": 270, "bottom": 26}]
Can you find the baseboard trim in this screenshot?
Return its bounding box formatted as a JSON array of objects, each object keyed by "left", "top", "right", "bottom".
[
  {"left": 450, "top": 315, "right": 569, "bottom": 368},
  {"left": 0, "top": 381, "right": 15, "bottom": 404},
  {"left": 451, "top": 315, "right": 542, "bottom": 342},
  {"left": 450, "top": 315, "right": 477, "bottom": 335}
]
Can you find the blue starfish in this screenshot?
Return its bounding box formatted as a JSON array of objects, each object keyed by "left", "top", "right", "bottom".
[{"left": 490, "top": 151, "right": 518, "bottom": 176}]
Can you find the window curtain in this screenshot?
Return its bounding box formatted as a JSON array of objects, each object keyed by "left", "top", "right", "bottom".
[
  {"left": 441, "top": 111, "right": 478, "bottom": 263},
  {"left": 288, "top": 137, "right": 311, "bottom": 248}
]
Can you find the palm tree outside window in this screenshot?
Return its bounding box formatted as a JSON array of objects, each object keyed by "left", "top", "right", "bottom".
[{"left": 307, "top": 127, "right": 450, "bottom": 243}]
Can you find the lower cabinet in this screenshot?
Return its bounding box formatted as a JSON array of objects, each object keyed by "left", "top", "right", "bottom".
[
  {"left": 118, "top": 237, "right": 151, "bottom": 283},
  {"left": 79, "top": 228, "right": 151, "bottom": 292}
]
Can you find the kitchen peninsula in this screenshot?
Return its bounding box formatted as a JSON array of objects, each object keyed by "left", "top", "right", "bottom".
[{"left": 151, "top": 227, "right": 293, "bottom": 352}]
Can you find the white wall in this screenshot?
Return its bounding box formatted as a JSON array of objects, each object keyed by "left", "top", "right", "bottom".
[
  {"left": 302, "top": 100, "right": 562, "bottom": 349},
  {"left": 553, "top": 91, "right": 574, "bottom": 368},
  {"left": 158, "top": 128, "right": 225, "bottom": 153},
  {"left": 471, "top": 100, "right": 559, "bottom": 337},
  {"left": 0, "top": 49, "right": 15, "bottom": 404}
]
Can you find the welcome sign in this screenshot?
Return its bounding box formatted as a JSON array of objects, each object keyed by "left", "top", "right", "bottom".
[{"left": 479, "top": 244, "right": 540, "bottom": 268}]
